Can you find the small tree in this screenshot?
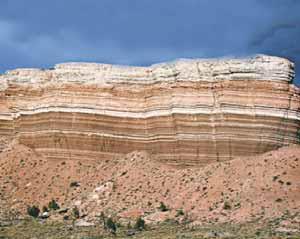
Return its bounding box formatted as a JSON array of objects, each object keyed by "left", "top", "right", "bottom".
[
  {"left": 159, "top": 202, "right": 168, "bottom": 212},
  {"left": 27, "top": 205, "right": 40, "bottom": 218},
  {"left": 134, "top": 217, "right": 146, "bottom": 231},
  {"left": 106, "top": 217, "right": 117, "bottom": 235},
  {"left": 48, "top": 199, "right": 60, "bottom": 210}
]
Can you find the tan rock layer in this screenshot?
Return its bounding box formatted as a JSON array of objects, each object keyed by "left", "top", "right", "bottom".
[{"left": 0, "top": 55, "right": 299, "bottom": 166}]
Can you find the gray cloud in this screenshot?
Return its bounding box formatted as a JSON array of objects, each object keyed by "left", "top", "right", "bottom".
[
  {"left": 0, "top": 0, "right": 299, "bottom": 83},
  {"left": 250, "top": 23, "right": 298, "bottom": 47}
]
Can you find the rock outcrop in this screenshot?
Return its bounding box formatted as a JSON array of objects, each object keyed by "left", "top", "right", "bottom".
[{"left": 0, "top": 55, "right": 299, "bottom": 166}]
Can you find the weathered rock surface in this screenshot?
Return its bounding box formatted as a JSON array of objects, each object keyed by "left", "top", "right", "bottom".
[{"left": 0, "top": 55, "right": 299, "bottom": 166}]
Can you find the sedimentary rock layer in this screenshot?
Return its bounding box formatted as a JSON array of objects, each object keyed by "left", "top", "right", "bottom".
[{"left": 0, "top": 55, "right": 299, "bottom": 166}]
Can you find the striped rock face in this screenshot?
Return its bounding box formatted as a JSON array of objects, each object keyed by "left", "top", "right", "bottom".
[{"left": 0, "top": 55, "right": 299, "bottom": 166}]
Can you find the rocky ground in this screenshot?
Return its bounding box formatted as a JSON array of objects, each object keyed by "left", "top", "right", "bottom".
[{"left": 0, "top": 137, "right": 299, "bottom": 236}]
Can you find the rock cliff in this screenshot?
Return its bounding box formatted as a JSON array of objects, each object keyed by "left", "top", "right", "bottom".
[{"left": 0, "top": 55, "right": 299, "bottom": 166}]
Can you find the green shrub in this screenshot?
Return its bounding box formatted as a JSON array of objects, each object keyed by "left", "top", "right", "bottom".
[
  {"left": 275, "top": 198, "right": 283, "bottom": 203},
  {"left": 48, "top": 199, "right": 60, "bottom": 210},
  {"left": 106, "top": 217, "right": 117, "bottom": 234},
  {"left": 27, "top": 205, "right": 40, "bottom": 218},
  {"left": 72, "top": 206, "right": 80, "bottom": 219},
  {"left": 70, "top": 181, "right": 80, "bottom": 187},
  {"left": 134, "top": 217, "right": 146, "bottom": 231},
  {"left": 297, "top": 129, "right": 300, "bottom": 142},
  {"left": 223, "top": 201, "right": 231, "bottom": 210},
  {"left": 176, "top": 209, "right": 184, "bottom": 217},
  {"left": 159, "top": 202, "right": 168, "bottom": 212},
  {"left": 127, "top": 221, "right": 132, "bottom": 229}
]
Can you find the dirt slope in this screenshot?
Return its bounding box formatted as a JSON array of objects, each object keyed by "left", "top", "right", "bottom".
[{"left": 0, "top": 139, "right": 299, "bottom": 224}]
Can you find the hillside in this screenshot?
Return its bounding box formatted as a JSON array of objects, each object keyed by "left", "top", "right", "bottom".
[{"left": 0, "top": 138, "right": 299, "bottom": 227}]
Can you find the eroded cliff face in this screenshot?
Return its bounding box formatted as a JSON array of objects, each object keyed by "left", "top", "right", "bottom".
[{"left": 0, "top": 55, "right": 299, "bottom": 166}]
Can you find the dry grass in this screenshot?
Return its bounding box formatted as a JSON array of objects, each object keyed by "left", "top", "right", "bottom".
[{"left": 0, "top": 217, "right": 300, "bottom": 239}]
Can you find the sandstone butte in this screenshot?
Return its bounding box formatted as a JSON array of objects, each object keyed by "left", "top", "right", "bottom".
[
  {"left": 0, "top": 55, "right": 300, "bottom": 227},
  {"left": 0, "top": 55, "right": 299, "bottom": 167}
]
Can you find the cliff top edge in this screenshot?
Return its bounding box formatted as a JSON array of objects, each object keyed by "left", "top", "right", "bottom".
[{"left": 0, "top": 55, "right": 295, "bottom": 85}]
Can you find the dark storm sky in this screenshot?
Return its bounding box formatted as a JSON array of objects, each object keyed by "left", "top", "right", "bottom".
[{"left": 0, "top": 0, "right": 299, "bottom": 83}]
